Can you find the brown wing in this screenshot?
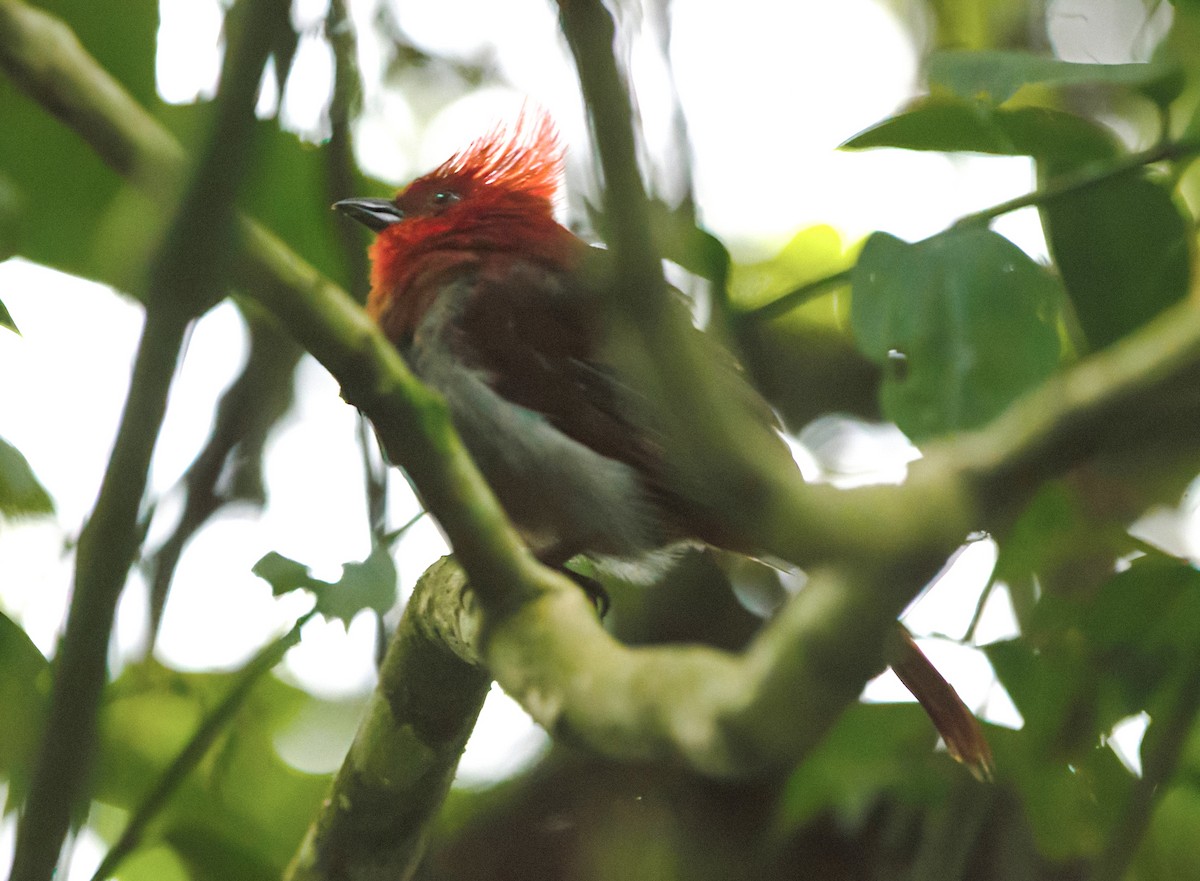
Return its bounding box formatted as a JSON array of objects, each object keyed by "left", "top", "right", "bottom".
[
  {"left": 448, "top": 250, "right": 674, "bottom": 507},
  {"left": 443, "top": 247, "right": 795, "bottom": 551}
]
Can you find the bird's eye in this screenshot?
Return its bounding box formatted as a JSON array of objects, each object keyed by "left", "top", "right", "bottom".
[{"left": 431, "top": 191, "right": 460, "bottom": 209}]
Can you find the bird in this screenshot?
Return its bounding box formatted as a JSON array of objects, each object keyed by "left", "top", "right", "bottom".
[{"left": 334, "top": 107, "right": 992, "bottom": 778}]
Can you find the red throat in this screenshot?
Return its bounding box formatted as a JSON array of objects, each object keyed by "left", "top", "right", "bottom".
[{"left": 366, "top": 108, "right": 586, "bottom": 342}]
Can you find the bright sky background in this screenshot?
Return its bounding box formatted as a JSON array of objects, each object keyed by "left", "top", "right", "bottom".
[{"left": 0, "top": 0, "right": 1189, "bottom": 874}]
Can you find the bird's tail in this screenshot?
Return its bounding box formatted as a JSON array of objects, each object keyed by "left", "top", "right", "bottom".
[{"left": 890, "top": 624, "right": 994, "bottom": 781}]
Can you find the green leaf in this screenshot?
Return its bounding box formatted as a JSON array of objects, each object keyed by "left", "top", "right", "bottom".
[
  {"left": 1129, "top": 787, "right": 1200, "bottom": 881},
  {"left": 985, "top": 722, "right": 1131, "bottom": 860},
  {"left": 1083, "top": 559, "right": 1200, "bottom": 690},
  {"left": 850, "top": 228, "right": 1062, "bottom": 440},
  {"left": 729, "top": 225, "right": 852, "bottom": 316},
  {"left": 929, "top": 50, "right": 1179, "bottom": 104},
  {"left": 1041, "top": 171, "right": 1190, "bottom": 350},
  {"left": 318, "top": 543, "right": 398, "bottom": 626},
  {"left": 96, "top": 662, "right": 332, "bottom": 879},
  {"left": 647, "top": 200, "right": 731, "bottom": 288},
  {"left": 0, "top": 299, "right": 17, "bottom": 335},
  {"left": 985, "top": 637, "right": 1084, "bottom": 752},
  {"left": 729, "top": 227, "right": 879, "bottom": 424},
  {"left": 0, "top": 172, "right": 21, "bottom": 267},
  {"left": 0, "top": 611, "right": 50, "bottom": 808},
  {"left": 775, "top": 702, "right": 951, "bottom": 833},
  {"left": 252, "top": 545, "right": 397, "bottom": 625},
  {"left": 843, "top": 98, "right": 1119, "bottom": 164},
  {"left": 0, "top": 437, "right": 54, "bottom": 520},
  {"left": 251, "top": 551, "right": 326, "bottom": 598}
]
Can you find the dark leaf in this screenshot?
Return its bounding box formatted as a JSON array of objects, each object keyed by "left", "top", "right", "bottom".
[
  {"left": 1083, "top": 558, "right": 1200, "bottom": 668},
  {"left": 0, "top": 299, "right": 16, "bottom": 335},
  {"left": 0, "top": 611, "right": 49, "bottom": 809},
  {"left": 1041, "top": 171, "right": 1190, "bottom": 350},
  {"left": 843, "top": 98, "right": 1119, "bottom": 164},
  {"left": 929, "top": 50, "right": 1179, "bottom": 104},
  {"left": 776, "top": 702, "right": 950, "bottom": 833},
  {"left": 850, "top": 228, "right": 1062, "bottom": 440}
]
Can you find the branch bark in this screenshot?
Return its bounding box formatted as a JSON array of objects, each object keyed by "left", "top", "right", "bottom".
[{"left": 285, "top": 559, "right": 491, "bottom": 881}]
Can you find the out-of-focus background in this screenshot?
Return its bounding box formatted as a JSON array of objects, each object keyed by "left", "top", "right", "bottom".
[{"left": 4, "top": 0, "right": 1200, "bottom": 879}]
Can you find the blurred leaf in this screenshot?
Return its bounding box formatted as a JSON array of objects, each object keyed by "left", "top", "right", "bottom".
[
  {"left": 986, "top": 724, "right": 1131, "bottom": 861},
  {"left": 0, "top": 172, "right": 20, "bottom": 266},
  {"left": 110, "top": 845, "right": 190, "bottom": 881},
  {"left": 96, "top": 662, "right": 331, "bottom": 879},
  {"left": 921, "top": 0, "right": 1029, "bottom": 51},
  {"left": 776, "top": 702, "right": 950, "bottom": 833},
  {"left": 929, "top": 50, "right": 1179, "bottom": 104},
  {"left": 992, "top": 479, "right": 1138, "bottom": 619},
  {"left": 1041, "top": 171, "right": 1190, "bottom": 350},
  {"left": 850, "top": 228, "right": 1062, "bottom": 440},
  {"left": 647, "top": 200, "right": 731, "bottom": 288},
  {"left": 252, "top": 551, "right": 325, "bottom": 597},
  {"left": 730, "top": 228, "right": 879, "bottom": 424},
  {"left": 587, "top": 199, "right": 731, "bottom": 290},
  {"left": 0, "top": 611, "right": 49, "bottom": 809},
  {"left": 1082, "top": 558, "right": 1200, "bottom": 704},
  {"left": 0, "top": 0, "right": 159, "bottom": 289},
  {"left": 239, "top": 117, "right": 360, "bottom": 289},
  {"left": 986, "top": 637, "right": 1089, "bottom": 755},
  {"left": 0, "top": 436, "right": 54, "bottom": 520},
  {"left": 320, "top": 542, "right": 397, "bottom": 625},
  {"left": 41, "top": 0, "right": 160, "bottom": 108},
  {"left": 252, "top": 544, "right": 397, "bottom": 625},
  {"left": 1128, "top": 786, "right": 1200, "bottom": 881},
  {"left": 0, "top": 299, "right": 16, "bottom": 335},
  {"left": 729, "top": 225, "right": 852, "bottom": 318},
  {"left": 843, "top": 98, "right": 1119, "bottom": 163}
]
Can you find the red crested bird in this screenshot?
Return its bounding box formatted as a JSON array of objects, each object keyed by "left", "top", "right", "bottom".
[{"left": 335, "top": 109, "right": 992, "bottom": 778}]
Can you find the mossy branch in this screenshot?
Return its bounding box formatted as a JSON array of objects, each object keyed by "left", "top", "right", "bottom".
[{"left": 285, "top": 559, "right": 490, "bottom": 881}]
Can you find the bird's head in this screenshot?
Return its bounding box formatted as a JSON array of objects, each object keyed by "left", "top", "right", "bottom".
[{"left": 335, "top": 107, "right": 576, "bottom": 330}]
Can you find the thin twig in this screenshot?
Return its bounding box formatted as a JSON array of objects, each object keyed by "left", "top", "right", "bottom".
[
  {"left": 89, "top": 610, "right": 317, "bottom": 881},
  {"left": 954, "top": 138, "right": 1200, "bottom": 229},
  {"left": 736, "top": 139, "right": 1200, "bottom": 326},
  {"left": 733, "top": 269, "right": 852, "bottom": 325}
]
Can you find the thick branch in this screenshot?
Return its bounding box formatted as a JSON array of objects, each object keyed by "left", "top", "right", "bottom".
[
  {"left": 0, "top": 0, "right": 182, "bottom": 191},
  {"left": 285, "top": 559, "right": 491, "bottom": 881},
  {"left": 928, "top": 297, "right": 1200, "bottom": 519}
]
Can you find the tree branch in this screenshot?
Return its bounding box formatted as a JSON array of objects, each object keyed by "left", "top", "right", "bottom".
[
  {"left": 7, "top": 3, "right": 290, "bottom": 878},
  {"left": 90, "top": 609, "right": 317, "bottom": 881},
  {"left": 284, "top": 559, "right": 491, "bottom": 881}
]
